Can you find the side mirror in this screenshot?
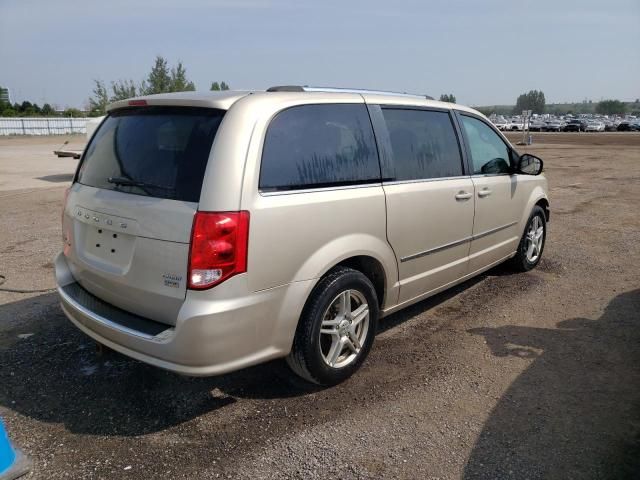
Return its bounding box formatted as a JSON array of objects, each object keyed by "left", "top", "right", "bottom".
[{"left": 517, "top": 153, "right": 543, "bottom": 175}]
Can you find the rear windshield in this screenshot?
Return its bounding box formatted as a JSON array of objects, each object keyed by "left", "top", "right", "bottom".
[{"left": 77, "top": 107, "right": 224, "bottom": 202}]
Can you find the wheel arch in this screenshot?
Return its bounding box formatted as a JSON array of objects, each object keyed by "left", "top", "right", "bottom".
[
  {"left": 333, "top": 255, "right": 387, "bottom": 309},
  {"left": 535, "top": 197, "right": 550, "bottom": 222},
  {"left": 519, "top": 183, "right": 550, "bottom": 231},
  {"left": 292, "top": 234, "right": 399, "bottom": 312}
]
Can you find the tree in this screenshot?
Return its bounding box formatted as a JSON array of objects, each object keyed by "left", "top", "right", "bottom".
[
  {"left": 139, "top": 57, "right": 196, "bottom": 94},
  {"left": 89, "top": 78, "right": 139, "bottom": 113},
  {"left": 513, "top": 90, "right": 546, "bottom": 114},
  {"left": 475, "top": 106, "right": 495, "bottom": 117},
  {"left": 63, "top": 108, "right": 84, "bottom": 117},
  {"left": 41, "top": 103, "right": 55, "bottom": 115},
  {"left": 143, "top": 56, "right": 172, "bottom": 95},
  {"left": 15, "top": 100, "right": 41, "bottom": 116},
  {"left": 170, "top": 62, "right": 196, "bottom": 91},
  {"left": 88, "top": 57, "right": 199, "bottom": 110},
  {"left": 89, "top": 80, "right": 109, "bottom": 114},
  {"left": 439, "top": 94, "right": 456, "bottom": 103},
  {"left": 110, "top": 79, "right": 138, "bottom": 102},
  {"left": 595, "top": 99, "right": 627, "bottom": 115},
  {"left": 211, "top": 81, "right": 230, "bottom": 91}
]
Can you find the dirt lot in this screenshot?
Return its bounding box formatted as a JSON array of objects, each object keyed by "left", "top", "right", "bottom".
[{"left": 0, "top": 133, "right": 639, "bottom": 479}]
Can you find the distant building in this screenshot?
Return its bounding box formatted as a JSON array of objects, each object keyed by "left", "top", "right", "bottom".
[{"left": 0, "top": 87, "right": 9, "bottom": 104}]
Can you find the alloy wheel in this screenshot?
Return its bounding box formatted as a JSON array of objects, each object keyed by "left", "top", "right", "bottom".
[
  {"left": 319, "top": 289, "right": 370, "bottom": 368},
  {"left": 524, "top": 215, "right": 544, "bottom": 263}
]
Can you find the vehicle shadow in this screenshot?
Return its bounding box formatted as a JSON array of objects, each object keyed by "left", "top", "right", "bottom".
[
  {"left": 0, "top": 263, "right": 516, "bottom": 437},
  {"left": 464, "top": 289, "right": 640, "bottom": 479},
  {"left": 35, "top": 174, "right": 74, "bottom": 183},
  {"left": 378, "top": 275, "right": 485, "bottom": 333},
  {"left": 0, "top": 292, "right": 317, "bottom": 436}
]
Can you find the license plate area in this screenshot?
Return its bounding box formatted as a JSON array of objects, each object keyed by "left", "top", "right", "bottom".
[
  {"left": 84, "top": 226, "right": 134, "bottom": 268},
  {"left": 74, "top": 207, "right": 138, "bottom": 274}
]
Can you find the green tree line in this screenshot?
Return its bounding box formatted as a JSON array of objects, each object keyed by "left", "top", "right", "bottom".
[
  {"left": 0, "top": 97, "right": 85, "bottom": 118},
  {"left": 3, "top": 79, "right": 637, "bottom": 118},
  {"left": 476, "top": 90, "right": 637, "bottom": 116}
]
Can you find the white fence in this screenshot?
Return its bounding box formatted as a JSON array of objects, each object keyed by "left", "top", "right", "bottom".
[{"left": 0, "top": 117, "right": 89, "bottom": 135}]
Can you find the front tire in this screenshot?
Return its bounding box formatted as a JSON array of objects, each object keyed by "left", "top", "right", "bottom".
[
  {"left": 286, "top": 267, "right": 379, "bottom": 386},
  {"left": 510, "top": 206, "right": 547, "bottom": 272}
]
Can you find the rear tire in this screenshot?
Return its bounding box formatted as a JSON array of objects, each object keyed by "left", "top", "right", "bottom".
[
  {"left": 510, "top": 206, "right": 547, "bottom": 272},
  {"left": 286, "top": 267, "right": 379, "bottom": 386}
]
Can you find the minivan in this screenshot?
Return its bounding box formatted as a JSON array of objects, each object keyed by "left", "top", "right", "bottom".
[{"left": 56, "top": 86, "right": 549, "bottom": 386}]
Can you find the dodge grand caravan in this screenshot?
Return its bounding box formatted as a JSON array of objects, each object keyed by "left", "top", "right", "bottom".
[{"left": 56, "top": 86, "right": 549, "bottom": 385}]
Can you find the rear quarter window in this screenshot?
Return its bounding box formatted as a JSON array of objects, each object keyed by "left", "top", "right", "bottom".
[
  {"left": 259, "top": 104, "right": 381, "bottom": 191},
  {"left": 77, "top": 107, "right": 225, "bottom": 202}
]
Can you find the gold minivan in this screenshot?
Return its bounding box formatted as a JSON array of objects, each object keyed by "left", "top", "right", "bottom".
[{"left": 56, "top": 86, "right": 549, "bottom": 385}]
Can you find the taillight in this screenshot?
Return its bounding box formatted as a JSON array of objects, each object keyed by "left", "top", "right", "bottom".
[{"left": 188, "top": 211, "right": 250, "bottom": 290}]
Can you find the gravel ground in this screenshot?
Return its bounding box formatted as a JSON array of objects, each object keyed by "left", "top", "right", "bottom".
[{"left": 0, "top": 133, "right": 639, "bottom": 479}]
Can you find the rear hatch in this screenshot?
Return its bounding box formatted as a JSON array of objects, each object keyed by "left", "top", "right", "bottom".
[{"left": 62, "top": 106, "right": 225, "bottom": 326}]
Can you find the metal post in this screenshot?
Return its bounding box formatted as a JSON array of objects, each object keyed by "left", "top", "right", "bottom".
[
  {"left": 46, "top": 118, "right": 51, "bottom": 135},
  {"left": 20, "top": 119, "right": 25, "bottom": 135},
  {"left": 521, "top": 109, "right": 531, "bottom": 145}
]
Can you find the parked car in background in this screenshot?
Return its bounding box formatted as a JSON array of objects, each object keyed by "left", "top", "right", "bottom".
[
  {"left": 529, "top": 120, "right": 545, "bottom": 131},
  {"left": 492, "top": 118, "right": 509, "bottom": 130},
  {"left": 544, "top": 121, "right": 564, "bottom": 132},
  {"left": 585, "top": 121, "right": 605, "bottom": 132},
  {"left": 617, "top": 122, "right": 640, "bottom": 131},
  {"left": 508, "top": 119, "right": 524, "bottom": 131},
  {"left": 563, "top": 119, "right": 587, "bottom": 132},
  {"left": 55, "top": 86, "right": 549, "bottom": 386},
  {"left": 604, "top": 121, "right": 617, "bottom": 132}
]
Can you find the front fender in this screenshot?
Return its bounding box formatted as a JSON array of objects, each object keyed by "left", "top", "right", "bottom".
[{"left": 519, "top": 179, "right": 549, "bottom": 235}]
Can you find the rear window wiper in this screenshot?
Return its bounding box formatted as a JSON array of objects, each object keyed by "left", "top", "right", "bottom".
[{"left": 107, "top": 176, "right": 175, "bottom": 192}]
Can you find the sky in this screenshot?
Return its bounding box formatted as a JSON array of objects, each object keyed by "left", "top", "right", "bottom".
[{"left": 1, "top": 0, "right": 638, "bottom": 109}]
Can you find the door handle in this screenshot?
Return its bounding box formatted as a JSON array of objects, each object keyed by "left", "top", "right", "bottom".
[
  {"left": 455, "top": 191, "right": 472, "bottom": 200},
  {"left": 478, "top": 188, "right": 492, "bottom": 197}
]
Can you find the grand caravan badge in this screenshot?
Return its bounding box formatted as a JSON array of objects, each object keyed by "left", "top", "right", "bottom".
[{"left": 162, "top": 273, "right": 182, "bottom": 288}]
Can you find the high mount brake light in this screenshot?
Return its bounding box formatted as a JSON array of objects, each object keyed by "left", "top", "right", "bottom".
[{"left": 188, "top": 211, "right": 250, "bottom": 290}]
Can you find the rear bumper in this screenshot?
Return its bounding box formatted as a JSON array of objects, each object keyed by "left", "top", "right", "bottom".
[{"left": 55, "top": 253, "right": 313, "bottom": 376}]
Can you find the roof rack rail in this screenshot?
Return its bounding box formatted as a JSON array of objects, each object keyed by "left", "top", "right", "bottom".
[{"left": 266, "top": 85, "right": 434, "bottom": 100}]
